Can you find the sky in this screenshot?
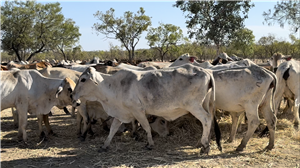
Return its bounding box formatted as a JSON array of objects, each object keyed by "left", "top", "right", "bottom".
[{"left": 17, "top": 1, "right": 300, "bottom": 51}]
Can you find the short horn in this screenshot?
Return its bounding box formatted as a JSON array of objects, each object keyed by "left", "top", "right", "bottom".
[{"left": 55, "top": 86, "right": 63, "bottom": 98}]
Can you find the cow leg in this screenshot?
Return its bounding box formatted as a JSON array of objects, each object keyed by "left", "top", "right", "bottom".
[
  {"left": 37, "top": 114, "right": 46, "bottom": 141},
  {"left": 227, "top": 111, "right": 243, "bottom": 143},
  {"left": 63, "top": 107, "right": 71, "bottom": 115},
  {"left": 132, "top": 114, "right": 154, "bottom": 150},
  {"left": 282, "top": 98, "right": 293, "bottom": 114},
  {"left": 87, "top": 120, "right": 94, "bottom": 136},
  {"left": 130, "top": 120, "right": 139, "bottom": 140},
  {"left": 43, "top": 114, "right": 56, "bottom": 136},
  {"left": 293, "top": 97, "right": 299, "bottom": 128},
  {"left": 16, "top": 106, "right": 28, "bottom": 143},
  {"left": 12, "top": 107, "right": 19, "bottom": 128},
  {"left": 100, "top": 119, "right": 110, "bottom": 132},
  {"left": 100, "top": 118, "right": 122, "bottom": 152},
  {"left": 236, "top": 105, "right": 260, "bottom": 152},
  {"left": 261, "top": 104, "right": 277, "bottom": 150},
  {"left": 189, "top": 106, "right": 212, "bottom": 155},
  {"left": 71, "top": 106, "right": 76, "bottom": 118},
  {"left": 76, "top": 101, "right": 89, "bottom": 141},
  {"left": 76, "top": 112, "right": 83, "bottom": 138}
]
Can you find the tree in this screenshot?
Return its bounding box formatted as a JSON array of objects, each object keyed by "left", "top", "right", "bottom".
[
  {"left": 230, "top": 28, "right": 255, "bottom": 57},
  {"left": 174, "top": 1, "right": 254, "bottom": 55},
  {"left": 55, "top": 19, "right": 81, "bottom": 61},
  {"left": 92, "top": 7, "right": 151, "bottom": 62},
  {"left": 289, "top": 34, "right": 300, "bottom": 58},
  {"left": 146, "top": 23, "right": 185, "bottom": 61},
  {"left": 257, "top": 34, "right": 278, "bottom": 58},
  {"left": 263, "top": 1, "right": 300, "bottom": 33},
  {"left": 1, "top": 0, "right": 80, "bottom": 61}
]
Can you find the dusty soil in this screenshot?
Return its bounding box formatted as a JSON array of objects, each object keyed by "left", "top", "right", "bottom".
[{"left": 1, "top": 106, "right": 299, "bottom": 168}]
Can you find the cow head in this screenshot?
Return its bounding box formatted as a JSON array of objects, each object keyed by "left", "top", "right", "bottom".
[
  {"left": 269, "top": 53, "right": 292, "bottom": 70},
  {"left": 218, "top": 52, "right": 234, "bottom": 63},
  {"left": 148, "top": 115, "right": 169, "bottom": 137},
  {"left": 170, "top": 53, "right": 197, "bottom": 67},
  {"left": 55, "top": 77, "right": 79, "bottom": 106},
  {"left": 72, "top": 67, "right": 101, "bottom": 102},
  {"left": 36, "top": 61, "right": 52, "bottom": 70}
]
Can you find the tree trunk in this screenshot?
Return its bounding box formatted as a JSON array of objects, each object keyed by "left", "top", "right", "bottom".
[
  {"left": 132, "top": 47, "right": 135, "bottom": 62},
  {"left": 127, "top": 50, "right": 132, "bottom": 63},
  {"left": 160, "top": 50, "right": 164, "bottom": 62},
  {"left": 216, "top": 44, "right": 220, "bottom": 56},
  {"left": 12, "top": 44, "right": 22, "bottom": 61}
]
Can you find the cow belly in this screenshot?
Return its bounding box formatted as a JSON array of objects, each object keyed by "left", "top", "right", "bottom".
[
  {"left": 148, "top": 108, "right": 189, "bottom": 121},
  {"left": 215, "top": 95, "right": 245, "bottom": 113},
  {"left": 1, "top": 95, "right": 18, "bottom": 111}
]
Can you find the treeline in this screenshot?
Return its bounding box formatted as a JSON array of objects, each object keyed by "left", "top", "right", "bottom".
[{"left": 1, "top": 34, "right": 299, "bottom": 62}]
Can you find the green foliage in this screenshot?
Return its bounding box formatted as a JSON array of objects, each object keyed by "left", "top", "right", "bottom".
[
  {"left": 146, "top": 23, "right": 185, "bottom": 61},
  {"left": 230, "top": 28, "right": 255, "bottom": 57},
  {"left": 174, "top": 1, "right": 254, "bottom": 55},
  {"left": 1, "top": 0, "right": 81, "bottom": 61},
  {"left": 55, "top": 19, "right": 81, "bottom": 61},
  {"left": 92, "top": 7, "right": 151, "bottom": 62},
  {"left": 263, "top": 1, "right": 300, "bottom": 33},
  {"left": 257, "top": 34, "right": 278, "bottom": 57}
]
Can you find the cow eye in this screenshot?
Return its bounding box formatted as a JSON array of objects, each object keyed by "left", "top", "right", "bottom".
[
  {"left": 160, "top": 120, "right": 165, "bottom": 125},
  {"left": 179, "top": 58, "right": 183, "bottom": 61},
  {"left": 68, "top": 88, "right": 72, "bottom": 92},
  {"left": 81, "top": 78, "right": 86, "bottom": 82}
]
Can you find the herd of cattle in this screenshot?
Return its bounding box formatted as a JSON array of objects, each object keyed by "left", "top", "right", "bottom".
[{"left": 1, "top": 52, "right": 299, "bottom": 155}]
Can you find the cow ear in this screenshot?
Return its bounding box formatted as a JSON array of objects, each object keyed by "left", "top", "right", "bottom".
[
  {"left": 284, "top": 56, "right": 292, "bottom": 61},
  {"left": 55, "top": 86, "right": 63, "bottom": 98}
]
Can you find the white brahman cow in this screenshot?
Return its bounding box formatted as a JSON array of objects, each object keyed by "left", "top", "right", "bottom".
[
  {"left": 71, "top": 64, "right": 221, "bottom": 155},
  {"left": 169, "top": 54, "right": 277, "bottom": 152},
  {"left": 0, "top": 69, "right": 79, "bottom": 142},
  {"left": 273, "top": 58, "right": 300, "bottom": 128}
]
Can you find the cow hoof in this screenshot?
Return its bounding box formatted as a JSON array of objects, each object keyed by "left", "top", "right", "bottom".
[
  {"left": 19, "top": 141, "right": 29, "bottom": 148},
  {"left": 79, "top": 136, "right": 86, "bottom": 142},
  {"left": 225, "top": 139, "right": 234, "bottom": 143},
  {"left": 200, "top": 146, "right": 210, "bottom": 155},
  {"left": 98, "top": 147, "right": 108, "bottom": 153},
  {"left": 236, "top": 146, "right": 244, "bottom": 152},
  {"left": 17, "top": 137, "right": 23, "bottom": 142},
  {"left": 39, "top": 131, "right": 46, "bottom": 140},
  {"left": 48, "top": 111, "right": 53, "bottom": 116},
  {"left": 144, "top": 143, "right": 153, "bottom": 150},
  {"left": 48, "top": 130, "right": 57, "bottom": 137},
  {"left": 265, "top": 144, "right": 274, "bottom": 151}
]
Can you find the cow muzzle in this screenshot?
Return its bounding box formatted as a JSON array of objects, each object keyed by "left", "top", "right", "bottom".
[{"left": 72, "top": 99, "right": 81, "bottom": 107}]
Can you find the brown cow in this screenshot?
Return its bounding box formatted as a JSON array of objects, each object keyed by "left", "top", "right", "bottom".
[
  {"left": 7, "top": 61, "right": 52, "bottom": 70},
  {"left": 1, "top": 65, "right": 8, "bottom": 71}
]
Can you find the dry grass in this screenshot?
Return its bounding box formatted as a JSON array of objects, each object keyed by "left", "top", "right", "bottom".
[{"left": 1, "top": 106, "right": 300, "bottom": 168}]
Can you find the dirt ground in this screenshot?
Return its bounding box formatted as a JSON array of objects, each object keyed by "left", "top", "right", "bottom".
[{"left": 1, "top": 106, "right": 299, "bottom": 168}]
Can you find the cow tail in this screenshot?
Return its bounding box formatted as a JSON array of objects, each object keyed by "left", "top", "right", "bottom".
[
  {"left": 214, "top": 114, "right": 222, "bottom": 152},
  {"left": 260, "top": 67, "right": 279, "bottom": 137},
  {"left": 209, "top": 71, "right": 222, "bottom": 152},
  {"left": 271, "top": 72, "right": 278, "bottom": 116}
]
